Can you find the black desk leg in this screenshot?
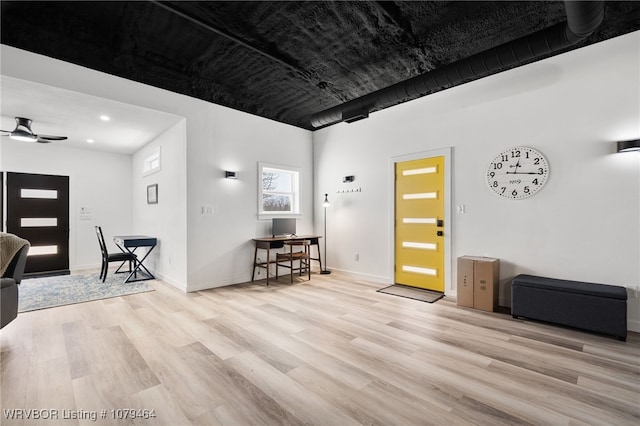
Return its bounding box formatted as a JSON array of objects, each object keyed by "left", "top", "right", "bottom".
[{"left": 123, "top": 246, "right": 156, "bottom": 283}]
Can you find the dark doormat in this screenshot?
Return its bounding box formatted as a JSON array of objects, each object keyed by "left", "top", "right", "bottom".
[{"left": 377, "top": 284, "right": 444, "bottom": 303}]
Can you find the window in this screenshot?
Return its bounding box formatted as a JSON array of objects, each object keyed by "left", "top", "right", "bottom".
[
  {"left": 143, "top": 147, "right": 161, "bottom": 176},
  {"left": 258, "top": 163, "right": 300, "bottom": 217}
]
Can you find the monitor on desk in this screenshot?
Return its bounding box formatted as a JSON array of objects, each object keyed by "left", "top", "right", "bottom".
[{"left": 272, "top": 218, "right": 296, "bottom": 237}]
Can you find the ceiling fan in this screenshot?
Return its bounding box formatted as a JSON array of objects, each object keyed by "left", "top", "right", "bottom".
[{"left": 1, "top": 117, "right": 68, "bottom": 143}]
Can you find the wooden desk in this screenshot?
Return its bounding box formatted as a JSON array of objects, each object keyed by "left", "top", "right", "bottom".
[{"left": 251, "top": 235, "right": 322, "bottom": 285}]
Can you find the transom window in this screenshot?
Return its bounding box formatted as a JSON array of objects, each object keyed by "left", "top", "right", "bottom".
[
  {"left": 258, "top": 163, "right": 300, "bottom": 217},
  {"left": 143, "top": 147, "right": 161, "bottom": 176}
]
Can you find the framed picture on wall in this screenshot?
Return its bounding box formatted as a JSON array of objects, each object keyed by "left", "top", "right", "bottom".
[{"left": 147, "top": 184, "right": 158, "bottom": 204}]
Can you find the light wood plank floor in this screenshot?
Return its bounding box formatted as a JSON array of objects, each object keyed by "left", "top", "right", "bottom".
[{"left": 1, "top": 272, "right": 638, "bottom": 425}]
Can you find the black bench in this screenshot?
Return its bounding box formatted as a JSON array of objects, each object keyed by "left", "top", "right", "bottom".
[{"left": 512, "top": 274, "right": 627, "bottom": 341}]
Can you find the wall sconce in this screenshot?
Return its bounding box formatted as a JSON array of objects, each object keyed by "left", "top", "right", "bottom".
[
  {"left": 225, "top": 171, "right": 238, "bottom": 179},
  {"left": 617, "top": 139, "right": 640, "bottom": 153},
  {"left": 343, "top": 175, "right": 355, "bottom": 183}
]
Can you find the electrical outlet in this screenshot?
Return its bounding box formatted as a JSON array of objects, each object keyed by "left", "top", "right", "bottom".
[
  {"left": 354, "top": 252, "right": 359, "bottom": 261},
  {"left": 627, "top": 287, "right": 637, "bottom": 299}
]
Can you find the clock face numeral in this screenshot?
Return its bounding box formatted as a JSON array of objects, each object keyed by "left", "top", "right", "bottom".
[{"left": 486, "top": 146, "right": 549, "bottom": 199}]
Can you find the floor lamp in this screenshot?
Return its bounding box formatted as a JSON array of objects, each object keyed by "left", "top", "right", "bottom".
[{"left": 321, "top": 193, "right": 331, "bottom": 274}]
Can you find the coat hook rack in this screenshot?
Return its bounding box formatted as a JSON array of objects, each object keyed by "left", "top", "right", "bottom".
[{"left": 336, "top": 187, "right": 362, "bottom": 194}]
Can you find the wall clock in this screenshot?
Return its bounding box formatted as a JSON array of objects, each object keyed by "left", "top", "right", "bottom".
[{"left": 486, "top": 146, "right": 549, "bottom": 199}]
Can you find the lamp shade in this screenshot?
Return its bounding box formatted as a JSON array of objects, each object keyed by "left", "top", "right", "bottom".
[{"left": 617, "top": 139, "right": 640, "bottom": 153}]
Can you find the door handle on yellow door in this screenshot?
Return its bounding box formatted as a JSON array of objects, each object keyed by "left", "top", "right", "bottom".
[{"left": 437, "top": 231, "right": 443, "bottom": 236}]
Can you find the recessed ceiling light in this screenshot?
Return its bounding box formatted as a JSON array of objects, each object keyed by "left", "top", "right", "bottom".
[
  {"left": 99, "top": 115, "right": 110, "bottom": 122},
  {"left": 86, "top": 139, "right": 95, "bottom": 144}
]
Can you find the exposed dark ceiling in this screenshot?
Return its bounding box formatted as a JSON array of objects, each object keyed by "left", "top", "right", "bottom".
[{"left": 1, "top": 1, "right": 639, "bottom": 131}]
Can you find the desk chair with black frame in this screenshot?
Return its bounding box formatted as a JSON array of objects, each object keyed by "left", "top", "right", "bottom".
[
  {"left": 275, "top": 240, "right": 311, "bottom": 283},
  {"left": 95, "top": 226, "right": 136, "bottom": 282}
]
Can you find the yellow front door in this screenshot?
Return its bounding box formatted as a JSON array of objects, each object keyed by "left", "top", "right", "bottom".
[{"left": 395, "top": 156, "right": 445, "bottom": 292}]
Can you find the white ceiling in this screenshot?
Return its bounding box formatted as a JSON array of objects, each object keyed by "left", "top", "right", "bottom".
[{"left": 1, "top": 76, "right": 184, "bottom": 155}]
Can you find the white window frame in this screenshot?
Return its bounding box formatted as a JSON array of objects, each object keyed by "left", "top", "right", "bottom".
[
  {"left": 258, "top": 162, "right": 301, "bottom": 219},
  {"left": 143, "top": 146, "right": 161, "bottom": 176}
]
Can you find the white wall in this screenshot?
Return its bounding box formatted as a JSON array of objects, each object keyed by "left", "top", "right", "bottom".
[
  {"left": 0, "top": 141, "right": 132, "bottom": 270},
  {"left": 132, "top": 120, "right": 188, "bottom": 289},
  {"left": 184, "top": 104, "right": 313, "bottom": 290},
  {"left": 313, "top": 32, "right": 640, "bottom": 331},
  {"left": 1, "top": 44, "right": 314, "bottom": 292}
]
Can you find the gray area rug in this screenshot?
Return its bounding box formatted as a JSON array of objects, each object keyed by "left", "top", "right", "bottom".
[
  {"left": 18, "top": 273, "right": 154, "bottom": 312},
  {"left": 377, "top": 284, "right": 444, "bottom": 303}
]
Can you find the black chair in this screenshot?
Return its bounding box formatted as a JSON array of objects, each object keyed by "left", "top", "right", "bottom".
[
  {"left": 95, "top": 226, "right": 136, "bottom": 282},
  {"left": 1, "top": 243, "right": 29, "bottom": 329}
]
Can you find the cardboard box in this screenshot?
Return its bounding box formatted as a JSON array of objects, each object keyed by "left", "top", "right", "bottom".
[
  {"left": 473, "top": 257, "right": 499, "bottom": 312},
  {"left": 457, "top": 256, "right": 500, "bottom": 312},
  {"left": 456, "top": 257, "right": 475, "bottom": 307}
]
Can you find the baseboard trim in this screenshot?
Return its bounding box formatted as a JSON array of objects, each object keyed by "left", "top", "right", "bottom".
[
  {"left": 154, "top": 272, "right": 187, "bottom": 292},
  {"left": 323, "top": 267, "right": 390, "bottom": 285},
  {"left": 187, "top": 275, "right": 249, "bottom": 292}
]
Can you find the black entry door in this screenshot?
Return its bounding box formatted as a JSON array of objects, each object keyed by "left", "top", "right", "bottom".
[
  {"left": 6, "top": 172, "right": 70, "bottom": 276},
  {"left": 1, "top": 173, "right": 3, "bottom": 230}
]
